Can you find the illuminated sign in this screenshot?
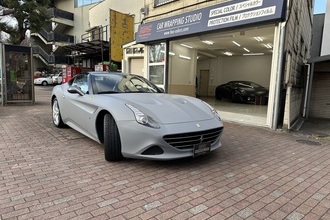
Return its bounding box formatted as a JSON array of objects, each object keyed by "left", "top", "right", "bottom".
[{"left": 136, "top": 0, "right": 286, "bottom": 43}]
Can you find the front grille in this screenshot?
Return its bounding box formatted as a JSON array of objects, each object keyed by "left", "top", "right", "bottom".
[{"left": 163, "top": 127, "right": 223, "bottom": 150}]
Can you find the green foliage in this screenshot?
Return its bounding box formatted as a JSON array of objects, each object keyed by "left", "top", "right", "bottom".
[
  {"left": 109, "top": 62, "right": 118, "bottom": 71},
  {"left": 0, "top": 0, "right": 51, "bottom": 44}
]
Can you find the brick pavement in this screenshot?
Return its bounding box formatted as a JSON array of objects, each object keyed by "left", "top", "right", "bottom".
[{"left": 0, "top": 86, "right": 330, "bottom": 220}]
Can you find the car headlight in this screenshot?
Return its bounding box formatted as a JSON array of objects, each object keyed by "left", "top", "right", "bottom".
[
  {"left": 202, "top": 101, "right": 221, "bottom": 121},
  {"left": 126, "top": 104, "right": 160, "bottom": 129}
]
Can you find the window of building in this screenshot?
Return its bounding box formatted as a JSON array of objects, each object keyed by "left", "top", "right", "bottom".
[
  {"left": 75, "top": 0, "right": 103, "bottom": 8},
  {"left": 148, "top": 43, "right": 166, "bottom": 87},
  {"left": 154, "top": 0, "right": 178, "bottom": 7}
]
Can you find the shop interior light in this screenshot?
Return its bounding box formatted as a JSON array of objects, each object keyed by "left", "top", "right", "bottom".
[
  {"left": 263, "top": 43, "right": 273, "bottom": 49},
  {"left": 232, "top": 41, "right": 241, "bottom": 47},
  {"left": 179, "top": 55, "right": 191, "bottom": 60},
  {"left": 202, "top": 40, "right": 214, "bottom": 45},
  {"left": 243, "top": 53, "right": 264, "bottom": 56},
  {"left": 254, "top": 36, "right": 264, "bottom": 42},
  {"left": 243, "top": 47, "right": 250, "bottom": 52},
  {"left": 198, "top": 51, "right": 217, "bottom": 58},
  {"left": 223, "top": 52, "right": 233, "bottom": 56},
  {"left": 180, "top": 43, "right": 193, "bottom": 49},
  {"left": 161, "top": 50, "right": 176, "bottom": 56}
]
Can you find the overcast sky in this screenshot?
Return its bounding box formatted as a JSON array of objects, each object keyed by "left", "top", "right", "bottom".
[{"left": 314, "top": 0, "right": 327, "bottom": 14}]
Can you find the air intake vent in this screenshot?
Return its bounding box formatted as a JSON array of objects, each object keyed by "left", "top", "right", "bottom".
[{"left": 163, "top": 127, "right": 223, "bottom": 150}]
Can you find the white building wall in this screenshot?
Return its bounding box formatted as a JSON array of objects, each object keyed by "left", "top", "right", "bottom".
[
  {"left": 55, "top": 0, "right": 95, "bottom": 43},
  {"left": 282, "top": 0, "right": 313, "bottom": 129},
  {"left": 321, "top": 0, "right": 330, "bottom": 56},
  {"left": 89, "top": 0, "right": 144, "bottom": 33},
  {"left": 55, "top": 0, "right": 144, "bottom": 44}
]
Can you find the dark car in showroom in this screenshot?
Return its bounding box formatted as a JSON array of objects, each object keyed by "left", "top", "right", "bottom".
[{"left": 215, "top": 81, "right": 269, "bottom": 104}]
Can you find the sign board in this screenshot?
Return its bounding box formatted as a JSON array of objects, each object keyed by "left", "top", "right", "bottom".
[
  {"left": 136, "top": 0, "right": 286, "bottom": 43},
  {"left": 110, "top": 9, "right": 134, "bottom": 62}
]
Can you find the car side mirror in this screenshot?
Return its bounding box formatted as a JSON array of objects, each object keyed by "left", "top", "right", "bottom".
[{"left": 68, "top": 86, "right": 84, "bottom": 96}]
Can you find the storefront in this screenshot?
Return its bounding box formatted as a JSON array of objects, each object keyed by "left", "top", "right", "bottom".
[{"left": 134, "top": 0, "right": 289, "bottom": 129}]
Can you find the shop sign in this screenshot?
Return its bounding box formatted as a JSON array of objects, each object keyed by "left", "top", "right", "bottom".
[{"left": 136, "top": 0, "right": 286, "bottom": 43}]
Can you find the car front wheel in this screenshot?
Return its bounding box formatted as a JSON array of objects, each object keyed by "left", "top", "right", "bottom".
[
  {"left": 52, "top": 98, "right": 65, "bottom": 127},
  {"left": 104, "top": 113, "right": 123, "bottom": 161},
  {"left": 42, "top": 81, "right": 48, "bottom": 86}
]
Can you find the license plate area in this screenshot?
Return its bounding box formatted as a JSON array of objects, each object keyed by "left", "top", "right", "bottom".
[{"left": 193, "top": 142, "right": 211, "bottom": 157}]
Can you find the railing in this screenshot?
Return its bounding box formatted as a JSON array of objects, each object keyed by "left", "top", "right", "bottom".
[
  {"left": 81, "top": 26, "right": 108, "bottom": 42},
  {"left": 48, "top": 8, "right": 74, "bottom": 21},
  {"left": 32, "top": 46, "right": 55, "bottom": 64},
  {"left": 32, "top": 46, "right": 73, "bottom": 65},
  {"left": 39, "top": 28, "right": 74, "bottom": 43}
]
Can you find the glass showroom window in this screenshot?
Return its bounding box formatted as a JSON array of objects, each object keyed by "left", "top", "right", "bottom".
[
  {"left": 75, "top": 0, "right": 103, "bottom": 7},
  {"left": 148, "top": 43, "right": 166, "bottom": 87},
  {"left": 154, "top": 0, "right": 178, "bottom": 7}
]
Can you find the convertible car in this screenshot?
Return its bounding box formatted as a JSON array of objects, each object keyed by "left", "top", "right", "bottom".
[
  {"left": 215, "top": 81, "right": 269, "bottom": 104},
  {"left": 51, "top": 72, "right": 224, "bottom": 161}
]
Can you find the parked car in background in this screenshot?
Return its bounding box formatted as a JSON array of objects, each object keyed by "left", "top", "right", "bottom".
[
  {"left": 52, "top": 72, "right": 63, "bottom": 84},
  {"left": 34, "top": 76, "right": 54, "bottom": 86},
  {"left": 215, "top": 81, "right": 269, "bottom": 104},
  {"left": 51, "top": 72, "right": 224, "bottom": 161}
]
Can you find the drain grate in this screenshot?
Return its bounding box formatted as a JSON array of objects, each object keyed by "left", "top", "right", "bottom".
[{"left": 296, "top": 139, "right": 322, "bottom": 146}]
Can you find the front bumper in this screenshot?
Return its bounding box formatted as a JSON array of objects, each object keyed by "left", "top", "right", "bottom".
[{"left": 117, "top": 118, "right": 224, "bottom": 160}]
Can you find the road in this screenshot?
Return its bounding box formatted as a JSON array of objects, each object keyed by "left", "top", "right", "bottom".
[{"left": 0, "top": 85, "right": 329, "bottom": 219}]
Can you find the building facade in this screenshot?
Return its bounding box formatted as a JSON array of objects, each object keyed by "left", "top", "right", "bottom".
[
  {"left": 31, "top": 0, "right": 144, "bottom": 73},
  {"left": 129, "top": 0, "right": 314, "bottom": 130},
  {"left": 306, "top": 0, "right": 330, "bottom": 119}
]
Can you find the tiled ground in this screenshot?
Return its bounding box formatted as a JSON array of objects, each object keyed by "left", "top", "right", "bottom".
[{"left": 0, "top": 86, "right": 329, "bottom": 220}]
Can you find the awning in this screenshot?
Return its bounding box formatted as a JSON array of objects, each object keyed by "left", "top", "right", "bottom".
[{"left": 63, "top": 40, "right": 109, "bottom": 54}]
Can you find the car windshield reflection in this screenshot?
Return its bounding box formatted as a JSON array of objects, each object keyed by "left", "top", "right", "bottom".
[{"left": 91, "top": 74, "right": 160, "bottom": 94}]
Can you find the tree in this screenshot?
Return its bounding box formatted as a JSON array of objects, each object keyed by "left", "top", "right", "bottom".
[{"left": 0, "top": 0, "right": 51, "bottom": 45}]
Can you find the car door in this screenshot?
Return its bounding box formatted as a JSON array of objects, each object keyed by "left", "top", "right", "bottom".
[{"left": 64, "top": 74, "right": 98, "bottom": 139}]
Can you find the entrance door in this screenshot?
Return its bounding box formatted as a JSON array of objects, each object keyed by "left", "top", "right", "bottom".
[
  {"left": 199, "top": 70, "right": 209, "bottom": 97},
  {"left": 130, "top": 58, "right": 144, "bottom": 76},
  {"left": 4, "top": 45, "right": 33, "bottom": 104}
]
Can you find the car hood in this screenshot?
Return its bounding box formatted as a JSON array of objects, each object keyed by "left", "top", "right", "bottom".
[{"left": 107, "top": 93, "right": 215, "bottom": 124}]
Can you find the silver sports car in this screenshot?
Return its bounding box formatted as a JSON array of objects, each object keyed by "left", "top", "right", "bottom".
[{"left": 51, "top": 72, "right": 224, "bottom": 161}]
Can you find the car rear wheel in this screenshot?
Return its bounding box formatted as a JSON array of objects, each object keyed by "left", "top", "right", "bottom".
[
  {"left": 104, "top": 113, "right": 123, "bottom": 161},
  {"left": 52, "top": 98, "right": 65, "bottom": 128},
  {"left": 42, "top": 81, "right": 48, "bottom": 86}
]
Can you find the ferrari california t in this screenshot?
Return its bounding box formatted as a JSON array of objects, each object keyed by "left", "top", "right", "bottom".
[
  {"left": 51, "top": 72, "right": 224, "bottom": 161},
  {"left": 215, "top": 81, "right": 269, "bottom": 104}
]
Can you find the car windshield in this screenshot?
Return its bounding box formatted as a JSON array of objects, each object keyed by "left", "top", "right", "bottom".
[
  {"left": 236, "top": 81, "right": 263, "bottom": 88},
  {"left": 91, "top": 74, "right": 160, "bottom": 94}
]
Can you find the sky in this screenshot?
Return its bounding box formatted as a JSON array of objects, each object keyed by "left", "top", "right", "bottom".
[{"left": 314, "top": 0, "right": 327, "bottom": 14}]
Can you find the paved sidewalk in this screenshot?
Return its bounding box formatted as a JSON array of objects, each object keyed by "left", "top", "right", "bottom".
[{"left": 0, "top": 86, "right": 329, "bottom": 220}]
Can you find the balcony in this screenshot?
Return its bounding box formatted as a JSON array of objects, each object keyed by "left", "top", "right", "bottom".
[
  {"left": 48, "top": 8, "right": 74, "bottom": 27},
  {"left": 39, "top": 28, "right": 74, "bottom": 44}
]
